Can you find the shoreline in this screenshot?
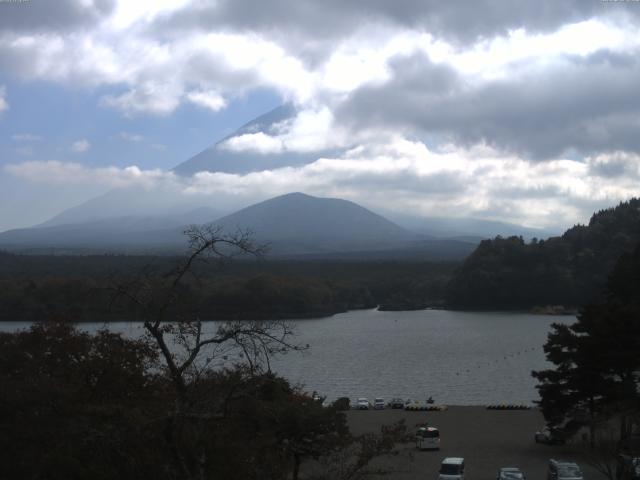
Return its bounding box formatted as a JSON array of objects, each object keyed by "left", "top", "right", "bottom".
[{"left": 0, "top": 305, "right": 578, "bottom": 323}]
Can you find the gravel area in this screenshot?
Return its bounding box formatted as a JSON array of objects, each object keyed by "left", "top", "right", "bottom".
[{"left": 346, "top": 406, "right": 606, "bottom": 480}]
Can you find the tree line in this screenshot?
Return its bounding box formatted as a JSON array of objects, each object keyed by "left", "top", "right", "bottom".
[{"left": 0, "top": 251, "right": 454, "bottom": 321}]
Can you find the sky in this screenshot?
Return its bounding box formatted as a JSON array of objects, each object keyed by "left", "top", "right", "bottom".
[{"left": 1, "top": 0, "right": 640, "bottom": 231}]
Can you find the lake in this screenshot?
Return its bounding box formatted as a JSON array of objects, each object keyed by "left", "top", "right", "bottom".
[{"left": 0, "top": 308, "right": 573, "bottom": 405}]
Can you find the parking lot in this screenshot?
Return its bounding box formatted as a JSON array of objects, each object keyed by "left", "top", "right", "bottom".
[{"left": 346, "top": 406, "right": 606, "bottom": 479}]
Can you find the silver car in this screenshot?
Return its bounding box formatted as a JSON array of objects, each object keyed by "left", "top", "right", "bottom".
[
  {"left": 548, "top": 460, "right": 583, "bottom": 480},
  {"left": 498, "top": 467, "right": 525, "bottom": 480}
]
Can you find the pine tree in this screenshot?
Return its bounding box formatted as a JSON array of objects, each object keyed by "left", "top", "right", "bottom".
[{"left": 532, "top": 244, "right": 640, "bottom": 444}]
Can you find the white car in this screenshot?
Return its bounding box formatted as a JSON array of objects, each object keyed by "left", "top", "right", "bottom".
[
  {"left": 415, "top": 426, "right": 440, "bottom": 450},
  {"left": 373, "top": 398, "right": 385, "bottom": 409},
  {"left": 439, "top": 457, "right": 465, "bottom": 480},
  {"left": 356, "top": 398, "right": 370, "bottom": 410},
  {"left": 535, "top": 427, "right": 565, "bottom": 445}
]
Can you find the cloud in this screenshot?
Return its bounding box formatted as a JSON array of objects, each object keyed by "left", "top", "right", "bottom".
[
  {"left": 336, "top": 47, "right": 640, "bottom": 160},
  {"left": 222, "top": 132, "right": 285, "bottom": 154},
  {"left": 0, "top": 0, "right": 116, "bottom": 33},
  {"left": 7, "top": 137, "right": 640, "bottom": 229},
  {"left": 151, "top": 143, "right": 168, "bottom": 151},
  {"left": 12, "top": 133, "right": 42, "bottom": 142},
  {"left": 71, "top": 139, "right": 90, "bottom": 153},
  {"left": 5, "top": 160, "right": 178, "bottom": 190},
  {"left": 186, "top": 89, "right": 226, "bottom": 111},
  {"left": 100, "top": 83, "right": 183, "bottom": 116},
  {"left": 0, "top": 85, "right": 8, "bottom": 113},
  {"left": 155, "top": 0, "right": 633, "bottom": 51},
  {"left": 1, "top": 0, "right": 640, "bottom": 230},
  {"left": 118, "top": 131, "right": 144, "bottom": 142},
  {"left": 0, "top": 0, "right": 635, "bottom": 127},
  {"left": 220, "top": 106, "right": 353, "bottom": 154},
  {"left": 588, "top": 151, "right": 640, "bottom": 178}
]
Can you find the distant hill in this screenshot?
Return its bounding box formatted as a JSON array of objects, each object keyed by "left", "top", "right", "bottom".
[
  {"left": 212, "top": 192, "right": 415, "bottom": 253},
  {"left": 0, "top": 208, "right": 222, "bottom": 251},
  {"left": 0, "top": 192, "right": 478, "bottom": 260},
  {"left": 389, "top": 213, "right": 558, "bottom": 240},
  {"left": 446, "top": 198, "right": 640, "bottom": 310}
]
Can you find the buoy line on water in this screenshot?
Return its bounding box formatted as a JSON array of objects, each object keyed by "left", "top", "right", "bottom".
[
  {"left": 485, "top": 404, "right": 532, "bottom": 410},
  {"left": 404, "top": 405, "right": 448, "bottom": 412}
]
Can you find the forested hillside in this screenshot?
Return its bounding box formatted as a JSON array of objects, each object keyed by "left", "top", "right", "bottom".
[{"left": 446, "top": 198, "right": 640, "bottom": 310}]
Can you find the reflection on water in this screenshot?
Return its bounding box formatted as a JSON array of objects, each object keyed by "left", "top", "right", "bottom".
[{"left": 1, "top": 309, "right": 573, "bottom": 405}]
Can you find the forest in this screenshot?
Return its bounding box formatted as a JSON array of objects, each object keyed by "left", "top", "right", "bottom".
[
  {"left": 0, "top": 251, "right": 454, "bottom": 321},
  {"left": 446, "top": 199, "right": 640, "bottom": 310}
]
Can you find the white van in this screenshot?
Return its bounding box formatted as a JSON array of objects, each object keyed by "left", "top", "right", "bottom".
[
  {"left": 439, "top": 457, "right": 465, "bottom": 480},
  {"left": 415, "top": 426, "right": 440, "bottom": 450}
]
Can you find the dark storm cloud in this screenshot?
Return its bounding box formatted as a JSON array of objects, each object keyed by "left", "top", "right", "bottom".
[
  {"left": 155, "top": 0, "right": 634, "bottom": 48},
  {"left": 0, "top": 0, "right": 115, "bottom": 33},
  {"left": 336, "top": 50, "right": 640, "bottom": 160}
]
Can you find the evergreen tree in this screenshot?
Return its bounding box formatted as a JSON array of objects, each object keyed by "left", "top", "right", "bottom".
[{"left": 532, "top": 244, "right": 640, "bottom": 443}]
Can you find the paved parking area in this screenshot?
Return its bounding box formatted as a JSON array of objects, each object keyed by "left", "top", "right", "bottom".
[{"left": 346, "top": 407, "right": 605, "bottom": 480}]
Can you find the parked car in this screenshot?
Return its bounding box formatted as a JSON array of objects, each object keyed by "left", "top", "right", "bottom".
[
  {"left": 633, "top": 457, "right": 640, "bottom": 480},
  {"left": 389, "top": 398, "right": 405, "bottom": 409},
  {"left": 548, "top": 459, "right": 584, "bottom": 480},
  {"left": 356, "top": 398, "right": 370, "bottom": 410},
  {"left": 415, "top": 426, "right": 440, "bottom": 450},
  {"left": 616, "top": 455, "right": 640, "bottom": 480},
  {"left": 438, "top": 457, "right": 465, "bottom": 480},
  {"left": 373, "top": 398, "right": 385, "bottom": 409},
  {"left": 498, "top": 467, "right": 526, "bottom": 480},
  {"left": 333, "top": 397, "right": 350, "bottom": 411},
  {"left": 535, "top": 426, "right": 565, "bottom": 445}
]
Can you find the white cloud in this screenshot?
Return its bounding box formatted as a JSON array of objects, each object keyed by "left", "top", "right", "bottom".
[
  {"left": 5, "top": 160, "right": 178, "bottom": 190},
  {"left": 151, "top": 143, "right": 168, "bottom": 151},
  {"left": 12, "top": 133, "right": 42, "bottom": 142},
  {"left": 0, "top": 85, "right": 8, "bottom": 113},
  {"left": 186, "top": 89, "right": 226, "bottom": 111},
  {"left": 0, "top": 6, "right": 635, "bottom": 121},
  {"left": 100, "top": 82, "right": 183, "bottom": 116},
  {"left": 220, "top": 106, "right": 353, "bottom": 154},
  {"left": 222, "top": 131, "right": 285, "bottom": 154},
  {"left": 118, "top": 131, "right": 144, "bottom": 142},
  {"left": 71, "top": 139, "right": 90, "bottom": 153}
]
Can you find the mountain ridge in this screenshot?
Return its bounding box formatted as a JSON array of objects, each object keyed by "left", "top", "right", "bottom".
[{"left": 0, "top": 192, "right": 477, "bottom": 260}]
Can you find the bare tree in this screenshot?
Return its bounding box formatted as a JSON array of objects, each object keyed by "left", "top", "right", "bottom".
[
  {"left": 579, "top": 425, "right": 620, "bottom": 480},
  {"left": 110, "top": 225, "right": 304, "bottom": 479},
  {"left": 310, "top": 421, "right": 412, "bottom": 480}
]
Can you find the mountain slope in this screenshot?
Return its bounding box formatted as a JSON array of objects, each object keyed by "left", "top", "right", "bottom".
[
  {"left": 0, "top": 208, "right": 223, "bottom": 250},
  {"left": 212, "top": 192, "right": 416, "bottom": 254},
  {"left": 172, "top": 104, "right": 325, "bottom": 176},
  {"left": 389, "top": 213, "right": 558, "bottom": 240}
]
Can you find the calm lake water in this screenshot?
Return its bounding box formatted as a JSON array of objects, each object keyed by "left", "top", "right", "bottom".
[{"left": 0, "top": 309, "right": 573, "bottom": 405}]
